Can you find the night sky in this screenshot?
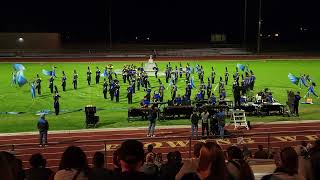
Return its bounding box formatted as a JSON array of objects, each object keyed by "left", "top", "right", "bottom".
[{"left": 0, "top": 0, "right": 319, "bottom": 43}]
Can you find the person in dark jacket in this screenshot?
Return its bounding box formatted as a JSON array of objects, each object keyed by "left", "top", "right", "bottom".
[
  {"left": 103, "top": 78, "right": 108, "bottom": 99},
  {"left": 226, "top": 146, "right": 254, "bottom": 180},
  {"left": 25, "top": 153, "right": 53, "bottom": 180},
  {"left": 72, "top": 69, "right": 78, "bottom": 89},
  {"left": 216, "top": 110, "right": 226, "bottom": 138},
  {"left": 160, "top": 151, "right": 183, "bottom": 180},
  {"left": 89, "top": 152, "right": 113, "bottom": 180},
  {"left": 35, "top": 74, "right": 42, "bottom": 95},
  {"left": 261, "top": 147, "right": 305, "bottom": 180},
  {"left": 53, "top": 91, "right": 61, "bottom": 115},
  {"left": 49, "top": 75, "right": 54, "bottom": 93},
  {"left": 254, "top": 145, "right": 268, "bottom": 159},
  {"left": 87, "top": 66, "right": 92, "bottom": 85},
  {"left": 190, "top": 111, "right": 199, "bottom": 138},
  {"left": 233, "top": 82, "right": 242, "bottom": 109},
  {"left": 293, "top": 91, "right": 301, "bottom": 116},
  {"left": 37, "top": 114, "right": 49, "bottom": 147},
  {"left": 147, "top": 106, "right": 157, "bottom": 137},
  {"left": 96, "top": 66, "right": 101, "bottom": 84},
  {"left": 61, "top": 71, "right": 67, "bottom": 91},
  {"left": 115, "top": 140, "right": 152, "bottom": 180}
]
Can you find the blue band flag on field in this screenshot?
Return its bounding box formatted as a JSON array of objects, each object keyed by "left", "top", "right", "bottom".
[
  {"left": 13, "top": 64, "right": 25, "bottom": 71},
  {"left": 31, "top": 83, "right": 36, "bottom": 99},
  {"left": 12, "top": 64, "right": 27, "bottom": 86},
  {"left": 42, "top": 69, "right": 53, "bottom": 76},
  {"left": 101, "top": 69, "right": 108, "bottom": 77},
  {"left": 288, "top": 73, "right": 300, "bottom": 85},
  {"left": 190, "top": 76, "right": 196, "bottom": 88},
  {"left": 237, "top": 63, "right": 245, "bottom": 71},
  {"left": 17, "top": 72, "right": 27, "bottom": 87}
]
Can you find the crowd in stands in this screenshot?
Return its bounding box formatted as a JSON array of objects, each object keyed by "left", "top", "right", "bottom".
[{"left": 1, "top": 139, "right": 320, "bottom": 180}]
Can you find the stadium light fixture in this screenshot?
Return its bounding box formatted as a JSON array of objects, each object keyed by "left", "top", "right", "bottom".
[
  {"left": 16, "top": 37, "right": 24, "bottom": 57},
  {"left": 17, "top": 37, "right": 24, "bottom": 43}
]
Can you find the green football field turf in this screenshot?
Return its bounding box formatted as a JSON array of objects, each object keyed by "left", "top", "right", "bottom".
[{"left": 0, "top": 59, "right": 319, "bottom": 133}]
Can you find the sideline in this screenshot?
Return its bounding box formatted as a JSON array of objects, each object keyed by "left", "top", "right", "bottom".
[{"left": 0, "top": 119, "right": 319, "bottom": 137}]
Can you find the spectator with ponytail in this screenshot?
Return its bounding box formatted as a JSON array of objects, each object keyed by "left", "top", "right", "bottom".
[
  {"left": 197, "top": 142, "right": 229, "bottom": 180},
  {"left": 226, "top": 146, "right": 254, "bottom": 180},
  {"left": 261, "top": 146, "right": 305, "bottom": 180}
]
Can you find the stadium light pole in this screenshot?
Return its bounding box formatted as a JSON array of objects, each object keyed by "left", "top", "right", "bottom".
[
  {"left": 243, "top": 0, "right": 247, "bottom": 47},
  {"left": 16, "top": 37, "right": 24, "bottom": 57},
  {"left": 257, "top": 0, "right": 262, "bottom": 53},
  {"left": 108, "top": 1, "right": 112, "bottom": 49}
]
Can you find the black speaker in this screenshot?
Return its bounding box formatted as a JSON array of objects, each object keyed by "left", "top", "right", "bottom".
[
  {"left": 85, "top": 105, "right": 97, "bottom": 128},
  {"left": 85, "top": 106, "right": 96, "bottom": 115}
]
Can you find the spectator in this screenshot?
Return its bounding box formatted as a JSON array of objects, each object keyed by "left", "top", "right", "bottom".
[
  {"left": 0, "top": 151, "right": 25, "bottom": 180},
  {"left": 147, "top": 106, "right": 157, "bottom": 137},
  {"left": 174, "top": 151, "right": 184, "bottom": 172},
  {"left": 293, "top": 91, "right": 301, "bottom": 116},
  {"left": 16, "top": 158, "right": 26, "bottom": 180},
  {"left": 54, "top": 146, "right": 89, "bottom": 180},
  {"left": 197, "top": 142, "right": 229, "bottom": 180},
  {"left": 254, "top": 145, "right": 268, "bottom": 159},
  {"left": 190, "top": 110, "right": 199, "bottom": 139},
  {"left": 310, "top": 139, "right": 320, "bottom": 180},
  {"left": 89, "top": 152, "right": 113, "bottom": 180},
  {"left": 0, "top": 151, "right": 15, "bottom": 180},
  {"left": 273, "top": 150, "right": 281, "bottom": 168},
  {"left": 145, "top": 144, "right": 156, "bottom": 160},
  {"left": 25, "top": 153, "right": 53, "bottom": 180},
  {"left": 116, "top": 139, "right": 151, "bottom": 180},
  {"left": 261, "top": 146, "right": 305, "bottom": 180},
  {"left": 113, "top": 148, "right": 122, "bottom": 174},
  {"left": 226, "top": 146, "right": 254, "bottom": 180},
  {"left": 176, "top": 142, "right": 204, "bottom": 180},
  {"left": 242, "top": 145, "right": 252, "bottom": 160},
  {"left": 160, "top": 152, "right": 179, "bottom": 180},
  {"left": 201, "top": 109, "right": 210, "bottom": 138},
  {"left": 141, "top": 152, "right": 159, "bottom": 177},
  {"left": 37, "top": 114, "right": 49, "bottom": 147},
  {"left": 301, "top": 141, "right": 308, "bottom": 148},
  {"left": 267, "top": 147, "right": 276, "bottom": 159},
  {"left": 294, "top": 145, "right": 313, "bottom": 180},
  {"left": 154, "top": 153, "right": 163, "bottom": 170},
  {"left": 216, "top": 109, "right": 226, "bottom": 138}
]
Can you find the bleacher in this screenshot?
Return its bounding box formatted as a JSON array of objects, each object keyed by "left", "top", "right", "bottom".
[{"left": 1, "top": 131, "right": 319, "bottom": 180}]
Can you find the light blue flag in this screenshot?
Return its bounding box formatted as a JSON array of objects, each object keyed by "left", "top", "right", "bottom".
[
  {"left": 17, "top": 72, "right": 27, "bottom": 87},
  {"left": 13, "top": 64, "right": 25, "bottom": 71},
  {"left": 237, "top": 63, "right": 245, "bottom": 71},
  {"left": 31, "top": 83, "right": 36, "bottom": 99},
  {"left": 288, "top": 73, "right": 299, "bottom": 85},
  {"left": 42, "top": 69, "right": 52, "bottom": 76}
]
